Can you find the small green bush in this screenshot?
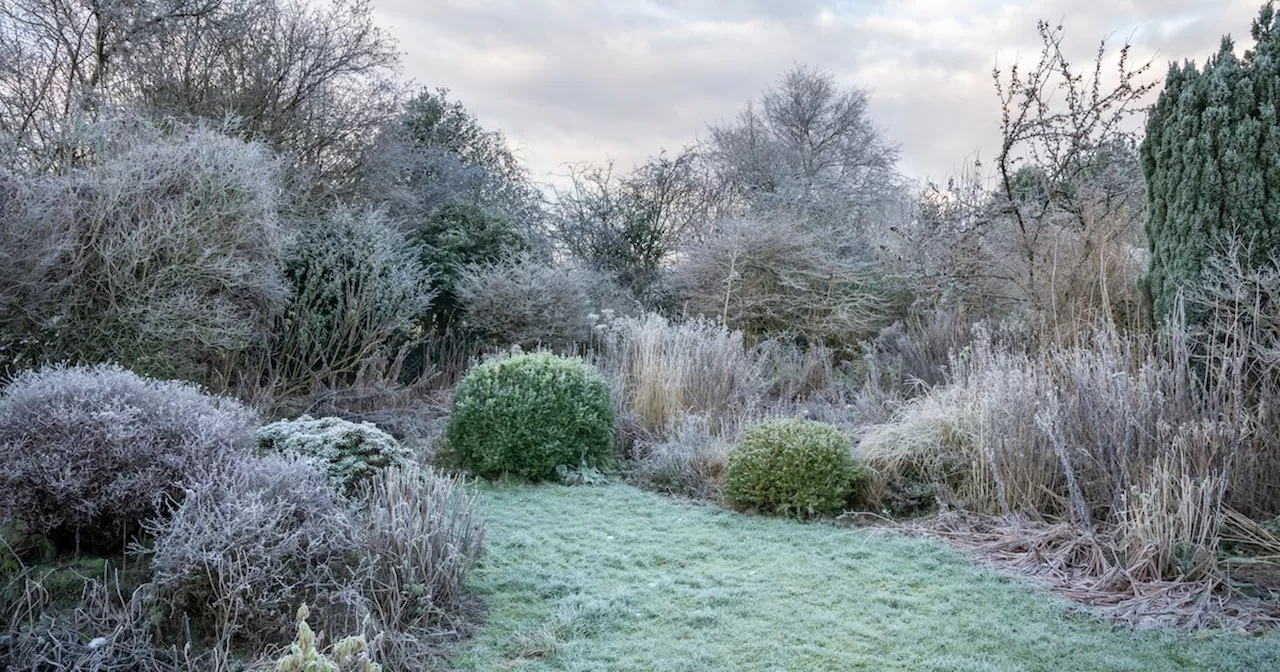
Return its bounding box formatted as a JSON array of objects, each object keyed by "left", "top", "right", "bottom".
[
  {"left": 724, "top": 419, "right": 862, "bottom": 517},
  {"left": 448, "top": 352, "right": 614, "bottom": 479},
  {"left": 257, "top": 415, "right": 412, "bottom": 494}
]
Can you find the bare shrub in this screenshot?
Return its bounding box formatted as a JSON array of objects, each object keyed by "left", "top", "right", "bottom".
[
  {"left": 0, "top": 364, "right": 256, "bottom": 554},
  {"left": 457, "top": 254, "right": 638, "bottom": 351},
  {"left": 142, "top": 454, "right": 367, "bottom": 649},
  {"left": 359, "top": 464, "right": 484, "bottom": 667},
  {"left": 548, "top": 150, "right": 718, "bottom": 298},
  {"left": 1, "top": 575, "right": 185, "bottom": 672},
  {"left": 0, "top": 122, "right": 289, "bottom": 385},
  {"left": 670, "top": 217, "right": 891, "bottom": 346},
  {"left": 593, "top": 313, "right": 762, "bottom": 440}
]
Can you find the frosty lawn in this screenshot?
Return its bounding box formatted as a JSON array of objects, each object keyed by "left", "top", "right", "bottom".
[{"left": 450, "top": 483, "right": 1280, "bottom": 672}]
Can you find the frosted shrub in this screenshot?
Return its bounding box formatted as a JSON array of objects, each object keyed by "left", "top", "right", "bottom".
[
  {"left": 725, "top": 419, "right": 863, "bottom": 517},
  {"left": 144, "top": 454, "right": 367, "bottom": 647},
  {"left": 257, "top": 416, "right": 412, "bottom": 495},
  {"left": 276, "top": 207, "right": 434, "bottom": 394},
  {"left": 0, "top": 122, "right": 289, "bottom": 384},
  {"left": 456, "top": 254, "right": 637, "bottom": 350},
  {"left": 0, "top": 364, "right": 255, "bottom": 552}
]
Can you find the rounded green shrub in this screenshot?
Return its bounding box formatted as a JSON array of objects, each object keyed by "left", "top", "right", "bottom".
[
  {"left": 724, "top": 419, "right": 861, "bottom": 517},
  {"left": 256, "top": 415, "right": 412, "bottom": 495},
  {"left": 447, "top": 352, "right": 614, "bottom": 479}
]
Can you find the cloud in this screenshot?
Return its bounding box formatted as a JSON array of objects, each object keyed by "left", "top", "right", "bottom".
[{"left": 373, "top": 0, "right": 1266, "bottom": 185}]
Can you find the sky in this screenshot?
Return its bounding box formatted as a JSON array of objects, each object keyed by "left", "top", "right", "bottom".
[{"left": 374, "top": 0, "right": 1265, "bottom": 186}]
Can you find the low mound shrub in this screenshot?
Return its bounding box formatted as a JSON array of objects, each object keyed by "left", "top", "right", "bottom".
[
  {"left": 143, "top": 454, "right": 366, "bottom": 648},
  {"left": 0, "top": 364, "right": 255, "bottom": 553},
  {"left": 257, "top": 415, "right": 413, "bottom": 495},
  {"left": 447, "top": 352, "right": 614, "bottom": 479},
  {"left": 724, "top": 419, "right": 862, "bottom": 517}
]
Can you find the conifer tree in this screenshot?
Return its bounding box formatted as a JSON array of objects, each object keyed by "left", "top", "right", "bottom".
[{"left": 1142, "top": 2, "right": 1280, "bottom": 319}]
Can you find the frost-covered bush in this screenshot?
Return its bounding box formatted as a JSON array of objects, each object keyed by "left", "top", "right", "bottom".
[
  {"left": 456, "top": 254, "right": 637, "bottom": 351},
  {"left": 724, "top": 419, "right": 862, "bottom": 517},
  {"left": 0, "top": 363, "right": 255, "bottom": 552},
  {"left": 144, "top": 454, "right": 366, "bottom": 647},
  {"left": 448, "top": 353, "right": 615, "bottom": 479},
  {"left": 670, "top": 217, "right": 891, "bottom": 346},
  {"left": 276, "top": 207, "right": 434, "bottom": 392},
  {"left": 257, "top": 415, "right": 413, "bottom": 494},
  {"left": 0, "top": 122, "right": 289, "bottom": 384}
]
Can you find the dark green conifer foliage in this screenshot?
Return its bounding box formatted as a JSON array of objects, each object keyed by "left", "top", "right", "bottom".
[{"left": 1142, "top": 2, "right": 1280, "bottom": 319}]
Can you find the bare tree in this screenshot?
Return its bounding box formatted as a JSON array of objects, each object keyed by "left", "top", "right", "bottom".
[
  {"left": 893, "top": 21, "right": 1154, "bottom": 333},
  {"left": 992, "top": 22, "right": 1155, "bottom": 319},
  {"left": 0, "top": 0, "right": 400, "bottom": 186},
  {"left": 707, "top": 65, "right": 900, "bottom": 234},
  {"left": 550, "top": 147, "right": 720, "bottom": 298},
  {"left": 0, "top": 0, "right": 221, "bottom": 167}
]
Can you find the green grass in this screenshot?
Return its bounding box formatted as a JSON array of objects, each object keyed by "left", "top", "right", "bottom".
[{"left": 449, "top": 483, "right": 1280, "bottom": 672}]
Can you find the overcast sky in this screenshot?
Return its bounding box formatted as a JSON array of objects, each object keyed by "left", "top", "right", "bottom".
[{"left": 375, "top": 0, "right": 1264, "bottom": 186}]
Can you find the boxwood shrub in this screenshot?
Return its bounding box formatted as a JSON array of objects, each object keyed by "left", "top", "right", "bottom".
[
  {"left": 724, "top": 418, "right": 862, "bottom": 517},
  {"left": 447, "top": 353, "right": 614, "bottom": 479}
]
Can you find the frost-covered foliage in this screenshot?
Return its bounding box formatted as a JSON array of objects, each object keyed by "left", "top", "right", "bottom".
[
  {"left": 360, "top": 464, "right": 484, "bottom": 667},
  {"left": 275, "top": 604, "right": 382, "bottom": 672},
  {"left": 671, "top": 217, "right": 892, "bottom": 346},
  {"left": 367, "top": 88, "right": 546, "bottom": 238},
  {"left": 0, "top": 122, "right": 288, "bottom": 383},
  {"left": 448, "top": 353, "right": 615, "bottom": 479},
  {"left": 1144, "top": 4, "right": 1280, "bottom": 319},
  {"left": 144, "top": 454, "right": 366, "bottom": 648},
  {"left": 257, "top": 415, "right": 413, "bottom": 494},
  {"left": 276, "top": 207, "right": 434, "bottom": 392},
  {"left": 411, "top": 201, "right": 529, "bottom": 325},
  {"left": 456, "top": 254, "right": 638, "bottom": 351},
  {"left": 0, "top": 363, "right": 255, "bottom": 552}
]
